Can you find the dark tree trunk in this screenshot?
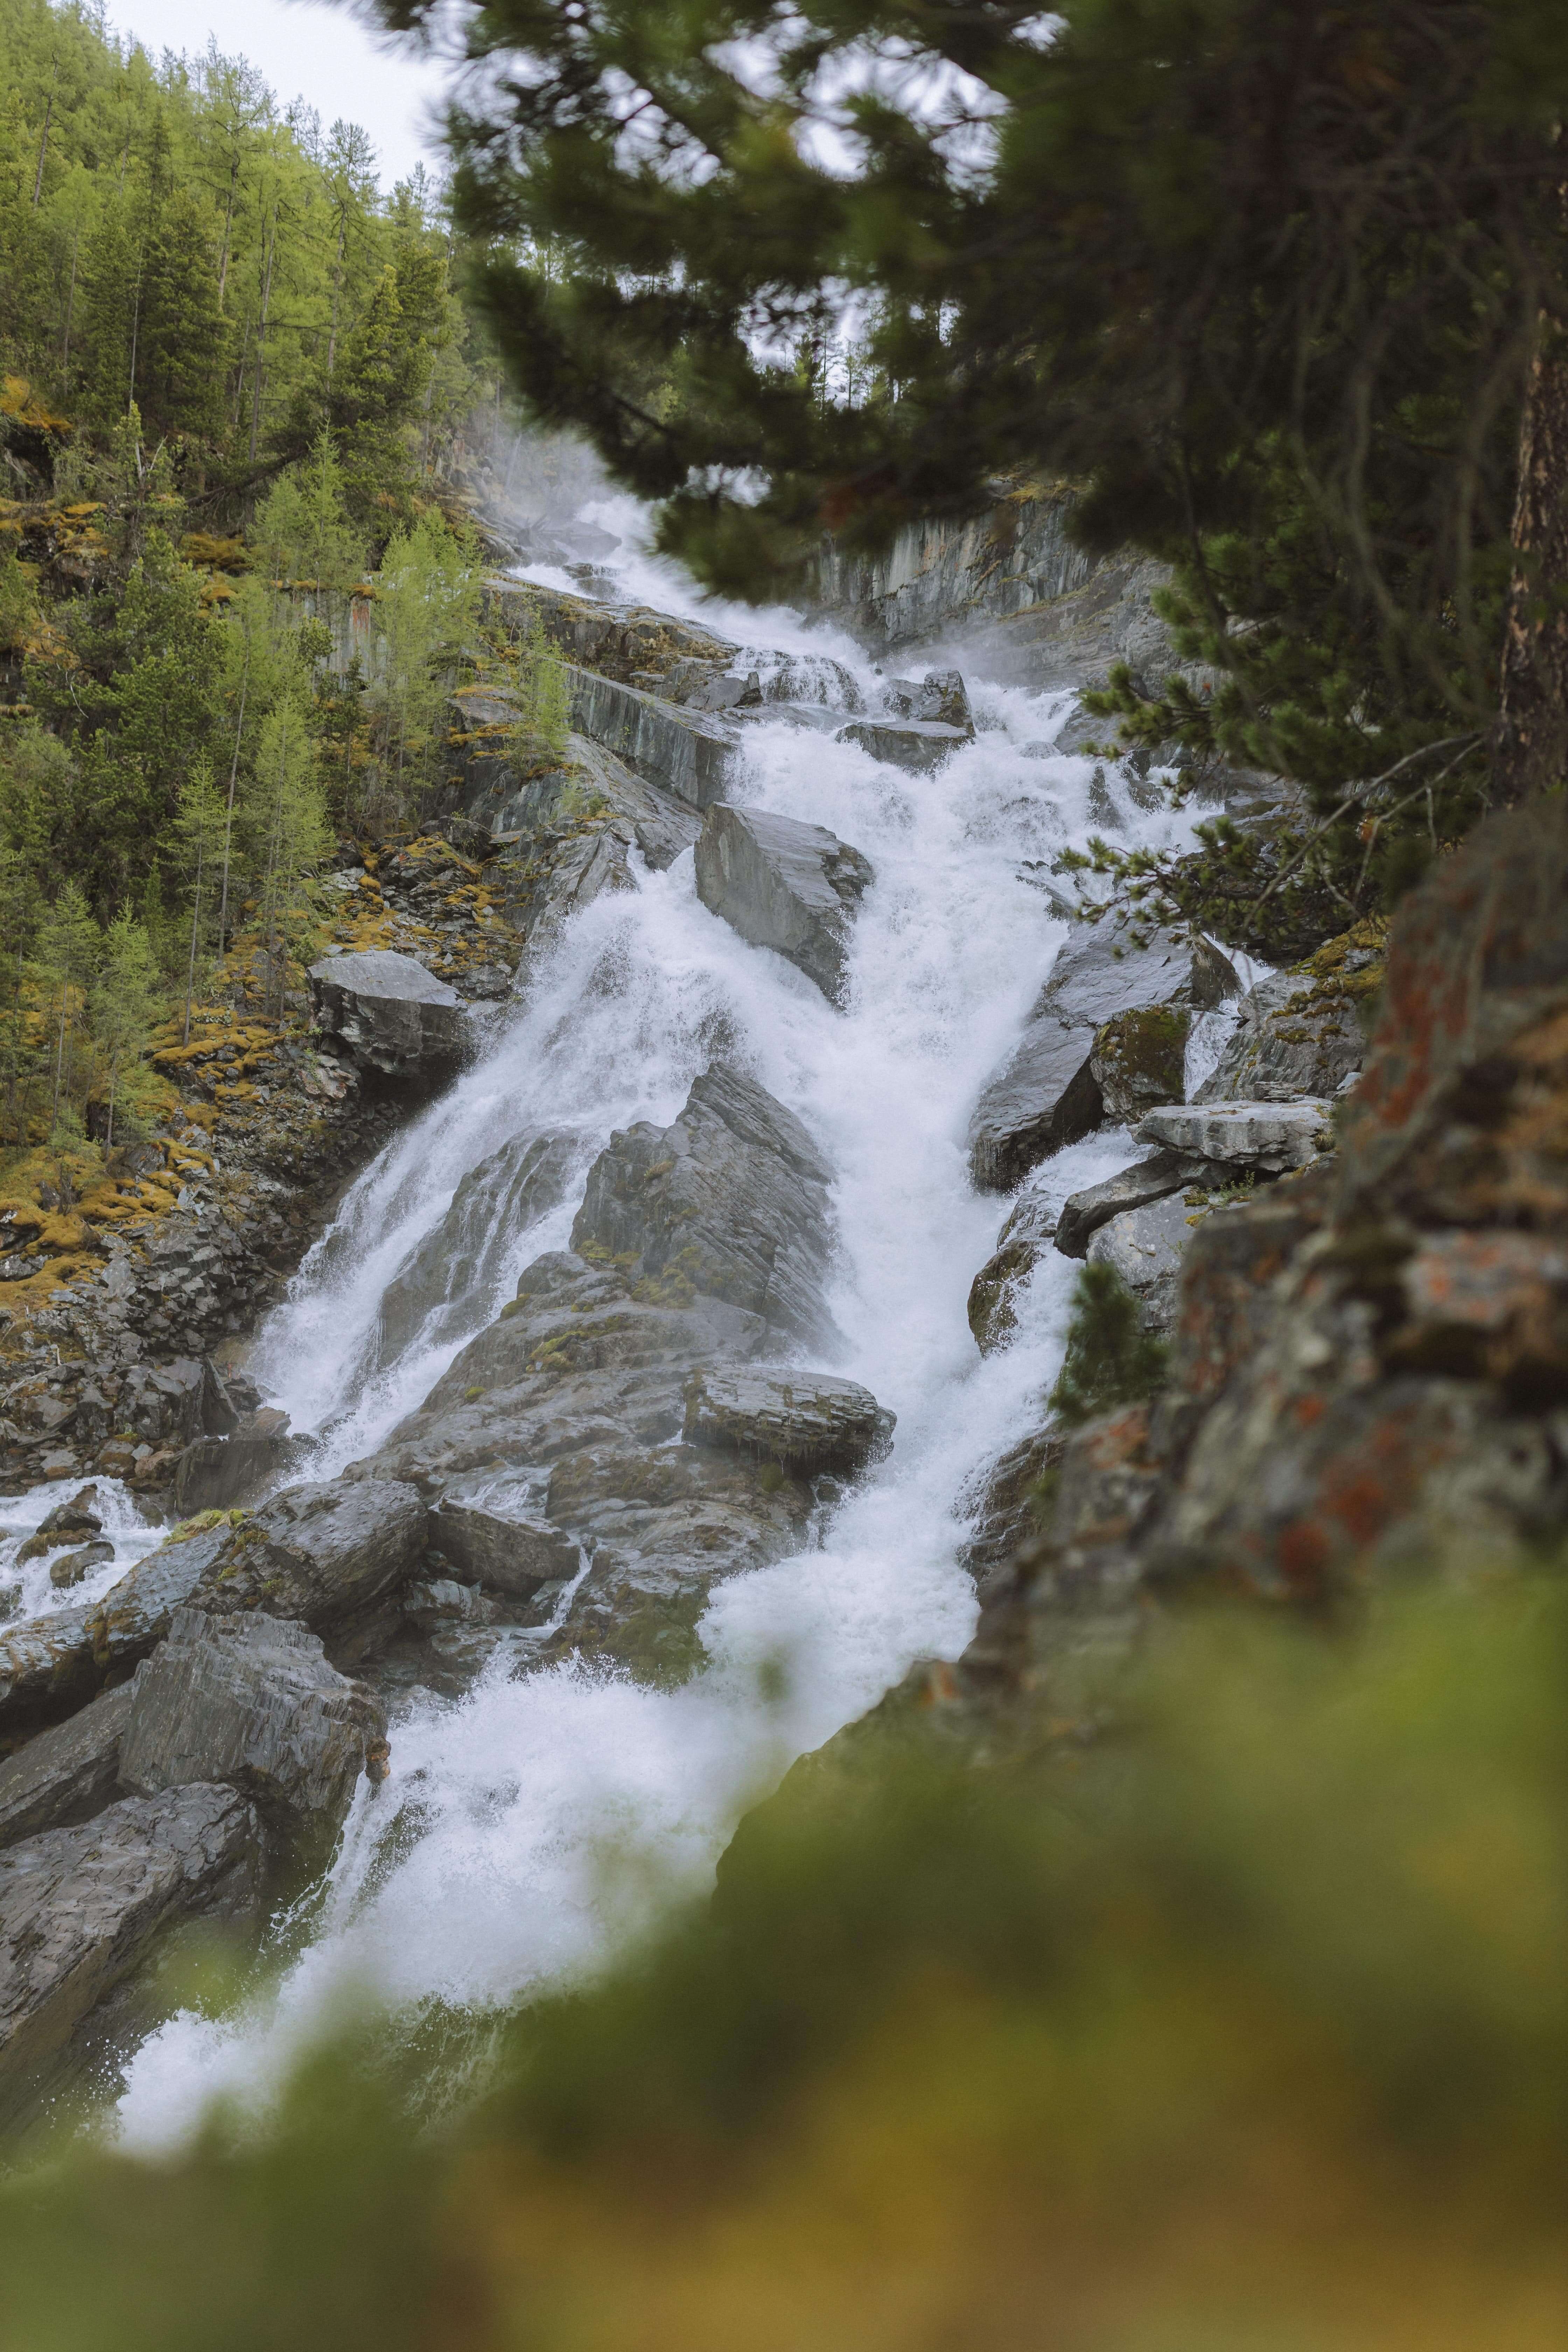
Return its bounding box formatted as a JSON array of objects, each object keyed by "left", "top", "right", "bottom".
[{"left": 1491, "top": 205, "right": 1568, "bottom": 807}]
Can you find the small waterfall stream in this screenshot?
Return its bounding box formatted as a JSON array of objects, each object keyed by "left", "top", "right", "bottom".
[{"left": 107, "top": 509, "right": 1218, "bottom": 2142}]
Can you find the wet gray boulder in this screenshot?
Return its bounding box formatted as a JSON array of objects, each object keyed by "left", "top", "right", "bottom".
[
  {"left": 427, "top": 1502, "right": 580, "bottom": 1598},
  {"left": 1088, "top": 1190, "right": 1208, "bottom": 1334},
  {"left": 375, "top": 1131, "right": 578, "bottom": 1368},
  {"left": 307, "top": 949, "right": 469, "bottom": 1079},
  {"left": 353, "top": 1067, "right": 845, "bottom": 1689},
  {"left": 682, "top": 1367, "right": 894, "bottom": 1476},
  {"left": 694, "top": 805, "right": 874, "bottom": 1003},
  {"left": 838, "top": 716, "right": 970, "bottom": 772},
  {"left": 571, "top": 1063, "right": 839, "bottom": 1349},
  {"left": 170, "top": 1408, "right": 292, "bottom": 1517},
  {"left": 967, "top": 1189, "right": 1061, "bottom": 1355},
  {"left": 49, "top": 1540, "right": 114, "bottom": 1588},
  {"left": 1195, "top": 971, "right": 1366, "bottom": 1104},
  {"left": 0, "top": 1684, "right": 132, "bottom": 1850},
  {"left": 119, "top": 1609, "right": 388, "bottom": 1864},
  {"left": 1056, "top": 1148, "right": 1213, "bottom": 1259},
  {"left": 16, "top": 1484, "right": 102, "bottom": 1563},
  {"left": 1136, "top": 1099, "right": 1335, "bottom": 1175},
  {"left": 882, "top": 669, "right": 974, "bottom": 732},
  {"left": 968, "top": 916, "right": 1239, "bottom": 1191},
  {"left": 0, "top": 1782, "right": 262, "bottom": 2128},
  {"left": 362, "top": 1250, "right": 817, "bottom": 1688}
]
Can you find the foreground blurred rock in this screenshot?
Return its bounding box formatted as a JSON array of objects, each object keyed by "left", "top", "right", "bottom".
[
  {"left": 0, "top": 1783, "right": 262, "bottom": 2128},
  {"left": 938, "top": 797, "right": 1568, "bottom": 1740}
]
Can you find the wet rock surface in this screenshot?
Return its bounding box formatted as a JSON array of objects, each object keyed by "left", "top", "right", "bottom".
[
  {"left": 683, "top": 1367, "right": 894, "bottom": 1476},
  {"left": 968, "top": 916, "right": 1238, "bottom": 1191},
  {"left": 374, "top": 1130, "right": 578, "bottom": 1369},
  {"left": 1, "top": 1477, "right": 427, "bottom": 1734},
  {"left": 1056, "top": 1150, "right": 1209, "bottom": 1259},
  {"left": 308, "top": 949, "right": 470, "bottom": 1079},
  {"left": 694, "top": 805, "right": 874, "bottom": 1002},
  {"left": 118, "top": 1609, "right": 387, "bottom": 1865},
  {"left": 0, "top": 1781, "right": 262, "bottom": 2127},
  {"left": 967, "top": 1190, "right": 1061, "bottom": 1356},
  {"left": 837, "top": 716, "right": 971, "bottom": 772},
  {"left": 570, "top": 1064, "right": 839, "bottom": 1350},
  {"left": 357, "top": 1065, "right": 849, "bottom": 1686},
  {"left": 427, "top": 1502, "right": 581, "bottom": 1599},
  {"left": 0, "top": 1684, "right": 132, "bottom": 1851}
]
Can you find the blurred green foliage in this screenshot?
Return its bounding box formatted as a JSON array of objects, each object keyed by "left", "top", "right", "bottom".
[{"left": 1, "top": 1581, "right": 1562, "bottom": 2350}]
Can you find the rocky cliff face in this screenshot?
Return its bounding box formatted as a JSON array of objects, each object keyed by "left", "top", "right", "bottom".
[{"left": 807, "top": 483, "right": 1177, "bottom": 689}]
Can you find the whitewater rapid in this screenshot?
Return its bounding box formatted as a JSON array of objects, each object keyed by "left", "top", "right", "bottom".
[{"left": 108, "top": 509, "right": 1218, "bottom": 2142}]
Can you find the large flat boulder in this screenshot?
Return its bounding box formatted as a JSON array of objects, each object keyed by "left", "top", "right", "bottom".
[
  {"left": 118, "top": 1609, "right": 388, "bottom": 1865},
  {"left": 694, "top": 805, "right": 874, "bottom": 1003},
  {"left": 571, "top": 1063, "right": 838, "bottom": 1349},
  {"left": 0, "top": 1684, "right": 132, "bottom": 1850},
  {"left": 968, "top": 916, "right": 1239, "bottom": 1191},
  {"left": 0, "top": 1783, "right": 262, "bottom": 2128},
  {"left": 682, "top": 1367, "right": 894, "bottom": 1476},
  {"left": 1136, "top": 1100, "right": 1335, "bottom": 1175},
  {"left": 307, "top": 949, "right": 469, "bottom": 1079}
]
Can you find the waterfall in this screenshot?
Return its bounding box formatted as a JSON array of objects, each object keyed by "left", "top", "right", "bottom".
[{"left": 111, "top": 505, "right": 1211, "bottom": 2143}]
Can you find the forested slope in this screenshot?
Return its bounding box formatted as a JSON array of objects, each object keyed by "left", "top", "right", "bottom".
[{"left": 0, "top": 0, "right": 547, "bottom": 1237}]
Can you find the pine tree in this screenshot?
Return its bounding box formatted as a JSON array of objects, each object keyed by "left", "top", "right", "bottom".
[
  {"left": 364, "top": 512, "right": 479, "bottom": 825},
  {"left": 37, "top": 878, "right": 98, "bottom": 1143},
  {"left": 248, "top": 684, "right": 329, "bottom": 1018},
  {"left": 364, "top": 0, "right": 1568, "bottom": 845},
  {"left": 91, "top": 905, "right": 161, "bottom": 1150},
  {"left": 172, "top": 758, "right": 227, "bottom": 1043}
]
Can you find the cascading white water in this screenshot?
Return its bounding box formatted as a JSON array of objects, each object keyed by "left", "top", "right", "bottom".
[{"left": 112, "top": 507, "right": 1218, "bottom": 2144}]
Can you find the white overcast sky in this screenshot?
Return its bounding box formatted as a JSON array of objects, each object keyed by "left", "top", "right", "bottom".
[{"left": 102, "top": 0, "right": 451, "bottom": 185}]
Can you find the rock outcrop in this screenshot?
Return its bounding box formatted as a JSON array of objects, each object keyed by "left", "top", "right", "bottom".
[
  {"left": 943, "top": 796, "right": 1568, "bottom": 1733},
  {"left": 118, "top": 1609, "right": 387, "bottom": 1865},
  {"left": 968, "top": 916, "right": 1239, "bottom": 1191},
  {"left": 0, "top": 1683, "right": 132, "bottom": 1850},
  {"left": 0, "top": 1477, "right": 426, "bottom": 1733},
  {"left": 694, "top": 805, "right": 874, "bottom": 1003},
  {"left": 1056, "top": 1149, "right": 1211, "bottom": 1259},
  {"left": 564, "top": 667, "right": 736, "bottom": 808},
  {"left": 1194, "top": 922, "right": 1383, "bottom": 1105},
  {"left": 374, "top": 1130, "right": 578, "bottom": 1368},
  {"left": 358, "top": 1066, "right": 856, "bottom": 1685},
  {"left": 307, "top": 949, "right": 470, "bottom": 1079},
  {"left": 1087, "top": 1191, "right": 1203, "bottom": 1333},
  {"left": 0, "top": 1782, "right": 262, "bottom": 2127},
  {"left": 570, "top": 1064, "right": 839, "bottom": 1350}
]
